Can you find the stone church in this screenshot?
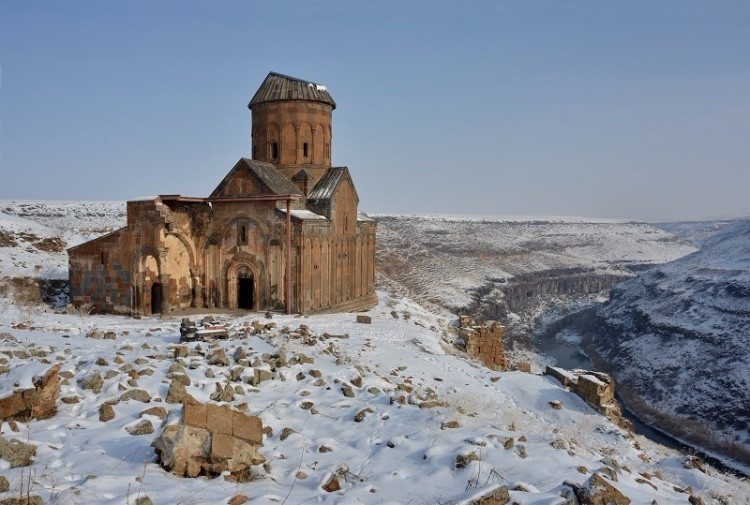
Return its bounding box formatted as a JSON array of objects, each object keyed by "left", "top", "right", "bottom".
[{"left": 68, "top": 72, "right": 377, "bottom": 315}]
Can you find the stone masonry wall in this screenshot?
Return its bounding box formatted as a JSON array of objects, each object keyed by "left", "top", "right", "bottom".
[{"left": 459, "top": 319, "right": 507, "bottom": 371}]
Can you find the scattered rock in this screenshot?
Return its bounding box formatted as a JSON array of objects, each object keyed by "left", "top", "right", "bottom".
[
  {"left": 120, "top": 389, "right": 152, "bottom": 403},
  {"left": 549, "top": 400, "right": 563, "bottom": 410},
  {"left": 355, "top": 315, "right": 372, "bottom": 324},
  {"left": 0, "top": 496, "right": 43, "bottom": 505},
  {"left": 99, "top": 403, "right": 116, "bottom": 422},
  {"left": 228, "top": 495, "right": 249, "bottom": 505},
  {"left": 87, "top": 330, "right": 103, "bottom": 339},
  {"left": 0, "top": 363, "right": 61, "bottom": 421},
  {"left": 322, "top": 473, "right": 341, "bottom": 492},
  {"left": 80, "top": 370, "right": 104, "bottom": 393},
  {"left": 319, "top": 445, "right": 333, "bottom": 453},
  {"left": 503, "top": 437, "right": 514, "bottom": 449},
  {"left": 441, "top": 420, "right": 461, "bottom": 429},
  {"left": 166, "top": 378, "right": 189, "bottom": 404},
  {"left": 61, "top": 395, "right": 80, "bottom": 404},
  {"left": 341, "top": 383, "right": 355, "bottom": 397},
  {"left": 141, "top": 406, "right": 168, "bottom": 420},
  {"left": 135, "top": 497, "right": 153, "bottom": 505},
  {"left": 576, "top": 473, "right": 631, "bottom": 505},
  {"left": 280, "top": 427, "right": 296, "bottom": 441},
  {"left": 354, "top": 407, "right": 373, "bottom": 422},
  {"left": 0, "top": 436, "right": 36, "bottom": 467},
  {"left": 0, "top": 476, "right": 7, "bottom": 492},
  {"left": 127, "top": 419, "right": 154, "bottom": 436},
  {"left": 461, "top": 485, "right": 510, "bottom": 505},
  {"left": 688, "top": 497, "right": 706, "bottom": 505},
  {"left": 455, "top": 450, "right": 479, "bottom": 468}
]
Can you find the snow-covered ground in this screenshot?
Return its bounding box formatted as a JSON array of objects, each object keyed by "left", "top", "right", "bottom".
[
  {"left": 1, "top": 292, "right": 748, "bottom": 504},
  {"left": 1, "top": 200, "right": 748, "bottom": 503}
]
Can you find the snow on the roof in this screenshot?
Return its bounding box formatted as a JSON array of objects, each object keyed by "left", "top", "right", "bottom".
[
  {"left": 357, "top": 212, "right": 376, "bottom": 222},
  {"left": 128, "top": 195, "right": 159, "bottom": 202},
  {"left": 278, "top": 209, "right": 327, "bottom": 221}
]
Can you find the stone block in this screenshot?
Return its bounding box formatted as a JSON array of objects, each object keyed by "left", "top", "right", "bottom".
[
  {"left": 174, "top": 345, "right": 188, "bottom": 358},
  {"left": 233, "top": 410, "right": 263, "bottom": 444},
  {"left": 183, "top": 400, "right": 207, "bottom": 428},
  {"left": 211, "top": 432, "right": 234, "bottom": 459},
  {"left": 207, "top": 403, "right": 233, "bottom": 435}
]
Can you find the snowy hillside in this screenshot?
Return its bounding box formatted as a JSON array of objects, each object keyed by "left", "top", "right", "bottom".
[
  {"left": 0, "top": 201, "right": 748, "bottom": 503},
  {"left": 1, "top": 292, "right": 747, "bottom": 504},
  {"left": 375, "top": 214, "right": 696, "bottom": 335},
  {"left": 592, "top": 219, "right": 750, "bottom": 469}
]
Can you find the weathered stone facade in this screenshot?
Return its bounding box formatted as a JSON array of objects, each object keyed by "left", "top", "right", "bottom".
[
  {"left": 459, "top": 318, "right": 507, "bottom": 371},
  {"left": 68, "top": 72, "right": 377, "bottom": 315}
]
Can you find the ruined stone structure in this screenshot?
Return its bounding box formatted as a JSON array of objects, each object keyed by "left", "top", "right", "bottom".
[
  {"left": 459, "top": 317, "right": 507, "bottom": 371},
  {"left": 68, "top": 72, "right": 377, "bottom": 315},
  {"left": 545, "top": 366, "right": 633, "bottom": 431},
  {"left": 152, "top": 399, "right": 265, "bottom": 478}
]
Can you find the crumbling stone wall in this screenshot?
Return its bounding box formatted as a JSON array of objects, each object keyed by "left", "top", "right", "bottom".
[
  {"left": 545, "top": 366, "right": 632, "bottom": 431},
  {"left": 152, "top": 399, "right": 264, "bottom": 479},
  {"left": 459, "top": 318, "right": 507, "bottom": 371}
]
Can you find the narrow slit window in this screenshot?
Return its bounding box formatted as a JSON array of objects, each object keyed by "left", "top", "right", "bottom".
[
  {"left": 271, "top": 142, "right": 279, "bottom": 160},
  {"left": 239, "top": 224, "right": 247, "bottom": 245},
  {"left": 303, "top": 142, "right": 309, "bottom": 157}
]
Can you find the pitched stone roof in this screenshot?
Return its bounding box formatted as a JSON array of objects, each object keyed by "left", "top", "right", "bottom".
[
  {"left": 307, "top": 167, "right": 357, "bottom": 201},
  {"left": 248, "top": 72, "right": 336, "bottom": 110},
  {"left": 209, "top": 158, "right": 302, "bottom": 198}
]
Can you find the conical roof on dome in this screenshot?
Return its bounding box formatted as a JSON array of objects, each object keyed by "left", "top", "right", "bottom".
[{"left": 248, "top": 72, "right": 336, "bottom": 109}]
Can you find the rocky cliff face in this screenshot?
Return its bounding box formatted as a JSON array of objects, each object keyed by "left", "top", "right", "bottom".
[{"left": 591, "top": 219, "right": 750, "bottom": 466}]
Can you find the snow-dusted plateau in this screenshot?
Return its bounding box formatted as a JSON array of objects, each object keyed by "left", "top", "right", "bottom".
[{"left": 0, "top": 200, "right": 748, "bottom": 504}]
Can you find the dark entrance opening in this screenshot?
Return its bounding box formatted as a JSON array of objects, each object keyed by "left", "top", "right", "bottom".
[
  {"left": 151, "top": 282, "right": 162, "bottom": 314},
  {"left": 237, "top": 270, "right": 254, "bottom": 309}
]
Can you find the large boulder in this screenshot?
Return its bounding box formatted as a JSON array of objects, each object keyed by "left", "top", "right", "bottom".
[{"left": 0, "top": 363, "right": 61, "bottom": 421}]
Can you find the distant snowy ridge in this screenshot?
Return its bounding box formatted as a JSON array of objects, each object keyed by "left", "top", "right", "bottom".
[
  {"left": 372, "top": 212, "right": 640, "bottom": 224},
  {"left": 592, "top": 219, "right": 750, "bottom": 468}
]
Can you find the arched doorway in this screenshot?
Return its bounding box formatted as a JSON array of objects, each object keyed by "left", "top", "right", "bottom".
[
  {"left": 151, "top": 282, "right": 162, "bottom": 314},
  {"left": 237, "top": 267, "right": 254, "bottom": 310}
]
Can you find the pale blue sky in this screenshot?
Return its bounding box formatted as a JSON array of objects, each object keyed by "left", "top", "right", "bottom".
[{"left": 1, "top": 1, "right": 748, "bottom": 221}]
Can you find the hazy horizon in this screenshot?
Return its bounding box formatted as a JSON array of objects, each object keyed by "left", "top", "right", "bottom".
[{"left": 1, "top": 1, "right": 749, "bottom": 222}]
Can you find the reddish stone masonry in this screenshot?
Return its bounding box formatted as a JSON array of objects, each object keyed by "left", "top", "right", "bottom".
[{"left": 459, "top": 317, "right": 507, "bottom": 371}]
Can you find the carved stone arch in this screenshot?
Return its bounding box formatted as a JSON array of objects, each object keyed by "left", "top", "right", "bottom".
[
  {"left": 165, "top": 231, "right": 196, "bottom": 266},
  {"left": 222, "top": 216, "right": 267, "bottom": 251},
  {"left": 298, "top": 122, "right": 313, "bottom": 164},
  {"left": 313, "top": 123, "right": 325, "bottom": 163},
  {"left": 267, "top": 123, "right": 281, "bottom": 161},
  {"left": 225, "top": 257, "right": 264, "bottom": 310},
  {"left": 131, "top": 245, "right": 162, "bottom": 315}
]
